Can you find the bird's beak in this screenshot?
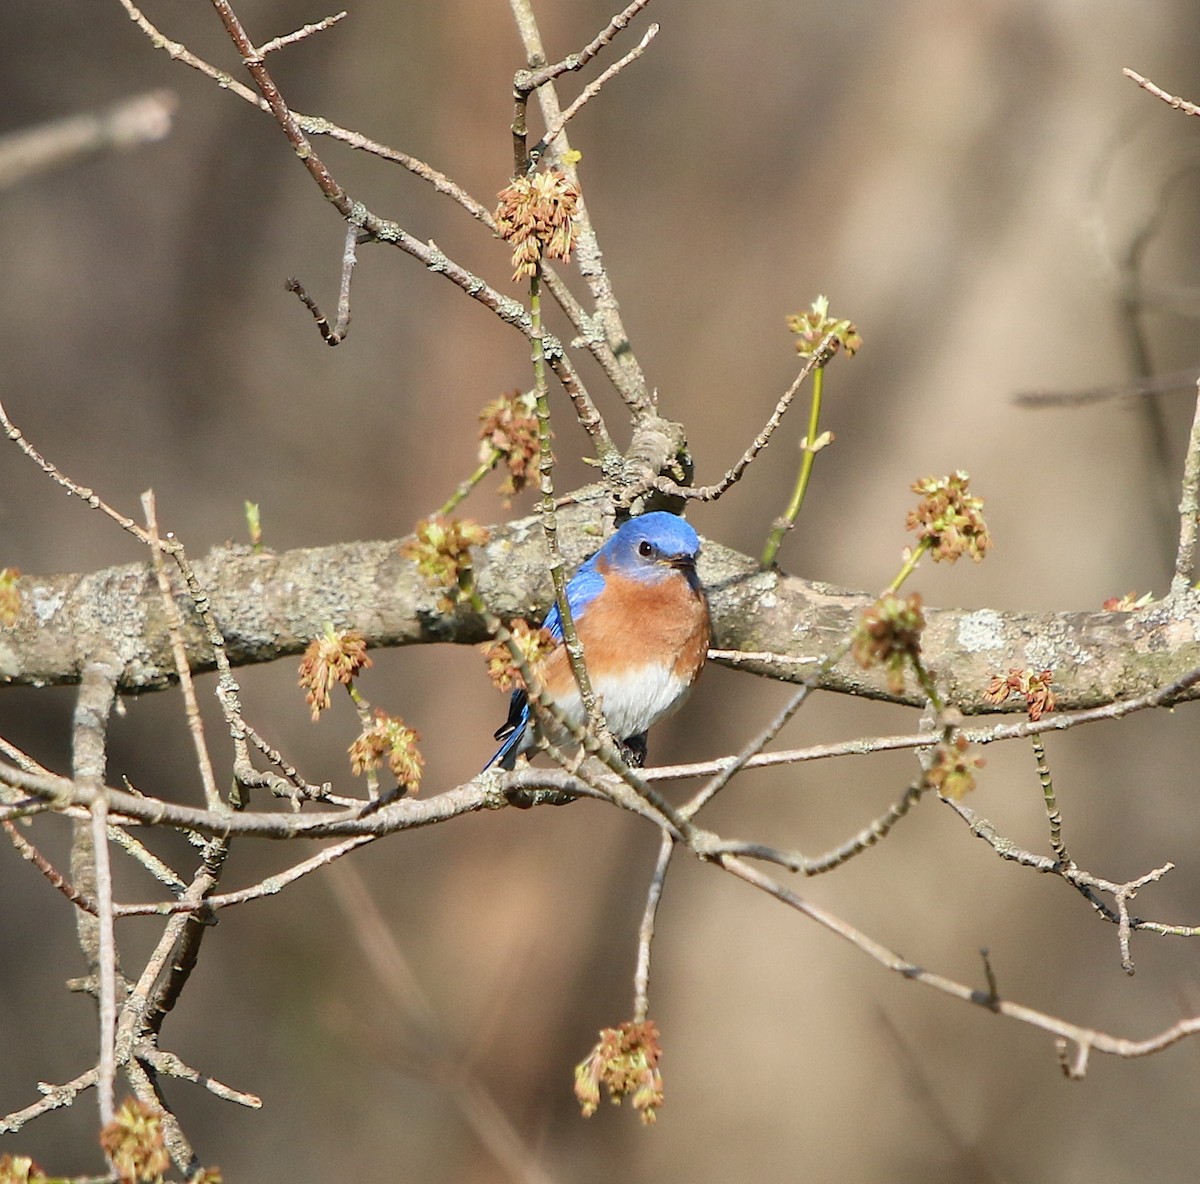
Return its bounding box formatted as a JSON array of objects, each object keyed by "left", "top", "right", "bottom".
[{"left": 666, "top": 552, "right": 697, "bottom": 570}]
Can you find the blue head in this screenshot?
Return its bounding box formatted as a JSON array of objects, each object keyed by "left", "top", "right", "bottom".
[{"left": 592, "top": 511, "right": 702, "bottom": 582}]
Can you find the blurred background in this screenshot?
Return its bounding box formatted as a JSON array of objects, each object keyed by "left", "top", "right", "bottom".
[{"left": 3, "top": 0, "right": 1200, "bottom": 1179}]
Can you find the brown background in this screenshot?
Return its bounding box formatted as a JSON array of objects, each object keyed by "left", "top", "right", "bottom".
[{"left": 3, "top": 1, "right": 1200, "bottom": 1180}]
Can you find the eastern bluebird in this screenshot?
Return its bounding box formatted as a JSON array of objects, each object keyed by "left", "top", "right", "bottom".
[{"left": 484, "top": 511, "right": 711, "bottom": 771}]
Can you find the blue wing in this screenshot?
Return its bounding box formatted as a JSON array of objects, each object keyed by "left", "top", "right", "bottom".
[{"left": 482, "top": 561, "right": 607, "bottom": 771}]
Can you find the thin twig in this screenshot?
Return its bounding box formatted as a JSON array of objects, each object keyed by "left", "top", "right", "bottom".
[
  {"left": 285, "top": 220, "right": 359, "bottom": 345},
  {"left": 946, "top": 797, "right": 1188, "bottom": 965},
  {"left": 143, "top": 491, "right": 223, "bottom": 812},
  {"left": 1123, "top": 68, "right": 1200, "bottom": 117},
  {"left": 123, "top": 1056, "right": 197, "bottom": 1178},
  {"left": 508, "top": 0, "right": 651, "bottom": 414},
  {"left": 256, "top": 10, "right": 347, "bottom": 56},
  {"left": 4, "top": 819, "right": 103, "bottom": 914},
  {"left": 719, "top": 853, "right": 1200, "bottom": 1072},
  {"left": 514, "top": 0, "right": 655, "bottom": 94},
  {"left": 71, "top": 662, "right": 121, "bottom": 1128},
  {"left": 0, "top": 1068, "right": 98, "bottom": 1134},
  {"left": 531, "top": 24, "right": 659, "bottom": 164},
  {"left": 619, "top": 340, "right": 837, "bottom": 508},
  {"left": 684, "top": 685, "right": 811, "bottom": 817},
  {"left": 138, "top": 1047, "right": 262, "bottom": 1108},
  {"left": 708, "top": 778, "right": 927, "bottom": 876},
  {"left": 633, "top": 832, "right": 674, "bottom": 1022},
  {"left": 1031, "top": 735, "right": 1071, "bottom": 868},
  {"left": 0, "top": 397, "right": 156, "bottom": 546},
  {"left": 92, "top": 777, "right": 117, "bottom": 1131}
]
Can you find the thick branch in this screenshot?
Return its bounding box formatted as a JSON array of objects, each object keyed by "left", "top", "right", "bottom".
[{"left": 3, "top": 501, "right": 1200, "bottom": 712}]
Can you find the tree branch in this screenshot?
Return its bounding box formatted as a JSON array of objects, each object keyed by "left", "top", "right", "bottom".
[{"left": 4, "top": 501, "right": 1200, "bottom": 716}]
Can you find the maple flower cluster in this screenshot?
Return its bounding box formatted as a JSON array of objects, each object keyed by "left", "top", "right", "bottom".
[
  {"left": 494, "top": 168, "right": 580, "bottom": 281},
  {"left": 348, "top": 709, "right": 425, "bottom": 794},
  {"left": 98, "top": 1098, "right": 173, "bottom": 1184},
  {"left": 851, "top": 592, "right": 926, "bottom": 694},
  {"left": 297, "top": 628, "right": 372, "bottom": 720},
  {"left": 574, "top": 1020, "right": 665, "bottom": 1126},
  {"left": 984, "top": 667, "right": 1057, "bottom": 722},
  {"left": 481, "top": 618, "right": 556, "bottom": 694},
  {"left": 402, "top": 516, "right": 490, "bottom": 607},
  {"left": 479, "top": 389, "right": 540, "bottom": 502},
  {"left": 927, "top": 734, "right": 984, "bottom": 800},
  {"left": 906, "top": 471, "right": 992, "bottom": 564}
]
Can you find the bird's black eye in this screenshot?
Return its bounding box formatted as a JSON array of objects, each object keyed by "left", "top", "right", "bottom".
[{"left": 638, "top": 540, "right": 654, "bottom": 558}]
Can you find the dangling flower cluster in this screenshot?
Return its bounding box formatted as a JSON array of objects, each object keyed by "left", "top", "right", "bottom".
[
  {"left": 494, "top": 168, "right": 580, "bottom": 281},
  {"left": 481, "top": 619, "right": 556, "bottom": 693},
  {"left": 0, "top": 567, "right": 20, "bottom": 628},
  {"left": 786, "top": 294, "right": 862, "bottom": 359},
  {"left": 479, "top": 389, "right": 540, "bottom": 501},
  {"left": 574, "top": 1020, "right": 664, "bottom": 1126},
  {"left": 401, "top": 516, "right": 490, "bottom": 608},
  {"left": 851, "top": 592, "right": 925, "bottom": 694},
  {"left": 984, "top": 668, "right": 1057, "bottom": 722},
  {"left": 906, "top": 471, "right": 992, "bottom": 563},
  {"left": 298, "top": 628, "right": 372, "bottom": 720},
  {"left": 348, "top": 709, "right": 425, "bottom": 794},
  {"left": 926, "top": 734, "right": 984, "bottom": 800},
  {"left": 98, "top": 1098, "right": 171, "bottom": 1184}
]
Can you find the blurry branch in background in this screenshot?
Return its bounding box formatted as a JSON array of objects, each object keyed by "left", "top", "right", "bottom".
[
  {"left": 1064, "top": 72, "right": 1200, "bottom": 564},
  {"left": 327, "top": 862, "right": 560, "bottom": 1184},
  {"left": 0, "top": 91, "right": 176, "bottom": 191},
  {"left": 1014, "top": 368, "right": 1200, "bottom": 407}
]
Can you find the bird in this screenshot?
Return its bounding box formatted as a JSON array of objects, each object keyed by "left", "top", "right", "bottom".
[{"left": 484, "top": 511, "right": 711, "bottom": 771}]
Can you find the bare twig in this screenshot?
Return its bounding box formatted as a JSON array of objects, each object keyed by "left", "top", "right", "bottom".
[
  {"left": 143, "top": 491, "right": 223, "bottom": 812},
  {"left": 720, "top": 853, "right": 1200, "bottom": 1072},
  {"left": 1032, "top": 735, "right": 1071, "bottom": 868},
  {"left": 706, "top": 778, "right": 927, "bottom": 876},
  {"left": 138, "top": 1047, "right": 262, "bottom": 1109},
  {"left": 619, "top": 338, "right": 838, "bottom": 507},
  {"left": 684, "top": 685, "right": 812, "bottom": 817},
  {"left": 1123, "top": 68, "right": 1200, "bottom": 117},
  {"left": 508, "top": 0, "right": 651, "bottom": 414},
  {"left": 4, "top": 819, "right": 103, "bottom": 913},
  {"left": 123, "top": 1055, "right": 197, "bottom": 1177},
  {"left": 285, "top": 221, "right": 360, "bottom": 345},
  {"left": 531, "top": 24, "right": 659, "bottom": 164},
  {"left": 633, "top": 832, "right": 674, "bottom": 1022},
  {"left": 514, "top": 0, "right": 655, "bottom": 94},
  {"left": 256, "top": 10, "right": 347, "bottom": 57},
  {"left": 946, "top": 796, "right": 1190, "bottom": 968},
  {"left": 1, "top": 397, "right": 157, "bottom": 546},
  {"left": 71, "top": 662, "right": 121, "bottom": 1127},
  {"left": 0, "top": 1068, "right": 98, "bottom": 1134}
]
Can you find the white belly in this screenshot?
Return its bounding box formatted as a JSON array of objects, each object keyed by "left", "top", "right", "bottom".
[{"left": 553, "top": 662, "right": 692, "bottom": 741}]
